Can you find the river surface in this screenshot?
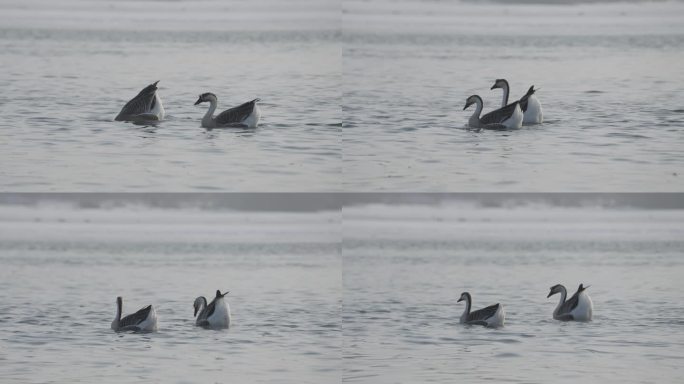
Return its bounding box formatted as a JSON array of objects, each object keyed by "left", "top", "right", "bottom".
[
  {"left": 342, "top": 0, "right": 684, "bottom": 191},
  {"left": 342, "top": 201, "right": 684, "bottom": 383},
  {"left": 0, "top": 200, "right": 341, "bottom": 383},
  {"left": 0, "top": 0, "right": 341, "bottom": 191}
]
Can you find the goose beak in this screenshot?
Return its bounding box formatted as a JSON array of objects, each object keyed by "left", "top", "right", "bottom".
[
  {"left": 490, "top": 84, "right": 498, "bottom": 90},
  {"left": 194, "top": 97, "right": 202, "bottom": 105},
  {"left": 463, "top": 101, "right": 472, "bottom": 110},
  {"left": 457, "top": 297, "right": 464, "bottom": 302},
  {"left": 547, "top": 291, "right": 553, "bottom": 298}
]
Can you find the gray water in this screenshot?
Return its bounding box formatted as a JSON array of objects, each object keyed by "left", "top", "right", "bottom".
[
  {"left": 0, "top": 0, "right": 341, "bottom": 191},
  {"left": 0, "top": 203, "right": 341, "bottom": 383},
  {"left": 342, "top": 0, "right": 684, "bottom": 191},
  {"left": 342, "top": 202, "right": 684, "bottom": 383}
]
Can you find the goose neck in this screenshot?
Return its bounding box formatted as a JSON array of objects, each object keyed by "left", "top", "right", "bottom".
[
  {"left": 555, "top": 286, "right": 567, "bottom": 314},
  {"left": 501, "top": 81, "right": 510, "bottom": 108},
  {"left": 203, "top": 97, "right": 218, "bottom": 125}
]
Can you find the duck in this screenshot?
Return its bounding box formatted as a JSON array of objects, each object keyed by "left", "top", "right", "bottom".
[
  {"left": 193, "top": 290, "right": 231, "bottom": 328},
  {"left": 547, "top": 283, "right": 593, "bottom": 321},
  {"left": 463, "top": 95, "right": 522, "bottom": 130},
  {"left": 111, "top": 296, "right": 158, "bottom": 332},
  {"left": 115, "top": 81, "right": 165, "bottom": 122},
  {"left": 490, "top": 78, "right": 543, "bottom": 125},
  {"left": 194, "top": 93, "right": 261, "bottom": 128},
  {"left": 457, "top": 292, "right": 505, "bottom": 328}
]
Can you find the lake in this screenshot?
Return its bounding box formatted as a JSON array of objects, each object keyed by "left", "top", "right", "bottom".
[
  {"left": 342, "top": 197, "right": 684, "bottom": 383},
  {"left": 0, "top": 0, "right": 341, "bottom": 191},
  {"left": 342, "top": 0, "right": 684, "bottom": 191},
  {"left": 0, "top": 197, "right": 341, "bottom": 383}
]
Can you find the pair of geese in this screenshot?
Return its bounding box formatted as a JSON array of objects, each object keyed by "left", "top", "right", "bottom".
[
  {"left": 114, "top": 81, "right": 261, "bottom": 128},
  {"left": 464, "top": 79, "right": 544, "bottom": 129},
  {"left": 459, "top": 283, "right": 593, "bottom": 328},
  {"left": 110, "top": 290, "right": 230, "bottom": 332}
]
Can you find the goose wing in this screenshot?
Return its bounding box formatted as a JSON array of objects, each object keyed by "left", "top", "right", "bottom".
[
  {"left": 518, "top": 86, "right": 536, "bottom": 113},
  {"left": 480, "top": 102, "right": 519, "bottom": 125},
  {"left": 215, "top": 99, "right": 259, "bottom": 126},
  {"left": 466, "top": 303, "right": 499, "bottom": 323},
  {"left": 557, "top": 290, "right": 582, "bottom": 315},
  {"left": 119, "top": 305, "right": 152, "bottom": 328},
  {"left": 115, "top": 81, "right": 159, "bottom": 121}
]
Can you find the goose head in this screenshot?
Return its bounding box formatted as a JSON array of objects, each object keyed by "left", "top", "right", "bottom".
[
  {"left": 547, "top": 284, "right": 563, "bottom": 298},
  {"left": 463, "top": 95, "right": 482, "bottom": 111},
  {"left": 194, "top": 92, "right": 217, "bottom": 105},
  {"left": 457, "top": 292, "right": 470, "bottom": 303},
  {"left": 215, "top": 290, "right": 229, "bottom": 298},
  {"left": 490, "top": 78, "right": 509, "bottom": 90}
]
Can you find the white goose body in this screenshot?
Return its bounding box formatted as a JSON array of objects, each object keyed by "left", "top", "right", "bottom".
[
  {"left": 492, "top": 78, "right": 543, "bottom": 125},
  {"left": 194, "top": 290, "right": 231, "bottom": 329},
  {"left": 111, "top": 296, "right": 158, "bottom": 332},
  {"left": 457, "top": 292, "right": 505, "bottom": 328},
  {"left": 115, "top": 81, "right": 165, "bottom": 122},
  {"left": 548, "top": 284, "right": 593, "bottom": 322},
  {"left": 195, "top": 93, "right": 261, "bottom": 128}
]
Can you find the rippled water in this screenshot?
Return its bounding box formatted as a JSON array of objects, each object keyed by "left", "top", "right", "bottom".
[
  {"left": 342, "top": 202, "right": 684, "bottom": 383},
  {"left": 0, "top": 0, "right": 341, "bottom": 191},
  {"left": 0, "top": 202, "right": 341, "bottom": 383},
  {"left": 343, "top": 0, "right": 684, "bottom": 191}
]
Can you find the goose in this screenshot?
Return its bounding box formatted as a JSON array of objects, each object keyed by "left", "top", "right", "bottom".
[
  {"left": 111, "top": 296, "right": 158, "bottom": 332},
  {"left": 457, "top": 292, "right": 505, "bottom": 328},
  {"left": 115, "top": 81, "right": 165, "bottom": 122},
  {"left": 547, "top": 283, "right": 593, "bottom": 321},
  {"left": 193, "top": 290, "right": 231, "bottom": 328},
  {"left": 491, "top": 79, "right": 543, "bottom": 125},
  {"left": 194, "top": 93, "right": 261, "bottom": 128},
  {"left": 463, "top": 95, "right": 522, "bottom": 129}
]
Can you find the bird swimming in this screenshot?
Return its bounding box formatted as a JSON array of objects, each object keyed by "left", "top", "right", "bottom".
[
  {"left": 111, "top": 296, "right": 158, "bottom": 332},
  {"left": 491, "top": 78, "right": 543, "bottom": 125},
  {"left": 463, "top": 95, "right": 523, "bottom": 130},
  {"left": 115, "top": 81, "right": 165, "bottom": 122},
  {"left": 193, "top": 290, "right": 231, "bottom": 329},
  {"left": 457, "top": 292, "right": 505, "bottom": 328},
  {"left": 547, "top": 283, "right": 593, "bottom": 321},
  {"left": 194, "top": 93, "right": 261, "bottom": 128}
]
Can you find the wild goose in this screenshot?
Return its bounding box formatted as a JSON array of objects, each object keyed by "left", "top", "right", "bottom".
[
  {"left": 491, "top": 79, "right": 543, "bottom": 125},
  {"left": 115, "top": 81, "right": 165, "bottom": 122},
  {"left": 193, "top": 290, "right": 231, "bottom": 329},
  {"left": 547, "top": 284, "right": 593, "bottom": 321},
  {"left": 463, "top": 95, "right": 523, "bottom": 130},
  {"left": 457, "top": 292, "right": 505, "bottom": 328},
  {"left": 111, "top": 296, "right": 158, "bottom": 332},
  {"left": 194, "top": 93, "right": 261, "bottom": 128}
]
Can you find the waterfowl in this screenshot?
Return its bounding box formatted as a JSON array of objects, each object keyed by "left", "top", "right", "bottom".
[
  {"left": 115, "top": 81, "right": 165, "bottom": 122},
  {"left": 547, "top": 283, "right": 593, "bottom": 321},
  {"left": 111, "top": 296, "right": 158, "bottom": 332},
  {"left": 193, "top": 290, "right": 231, "bottom": 328},
  {"left": 463, "top": 95, "right": 523, "bottom": 129},
  {"left": 491, "top": 79, "right": 543, "bottom": 125},
  {"left": 457, "top": 292, "right": 505, "bottom": 328},
  {"left": 194, "top": 93, "right": 261, "bottom": 128}
]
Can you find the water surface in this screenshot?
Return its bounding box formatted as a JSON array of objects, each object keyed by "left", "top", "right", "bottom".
[
  {"left": 0, "top": 201, "right": 341, "bottom": 383},
  {"left": 0, "top": 0, "right": 341, "bottom": 191},
  {"left": 343, "top": 202, "right": 684, "bottom": 383},
  {"left": 342, "top": 0, "right": 684, "bottom": 191}
]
